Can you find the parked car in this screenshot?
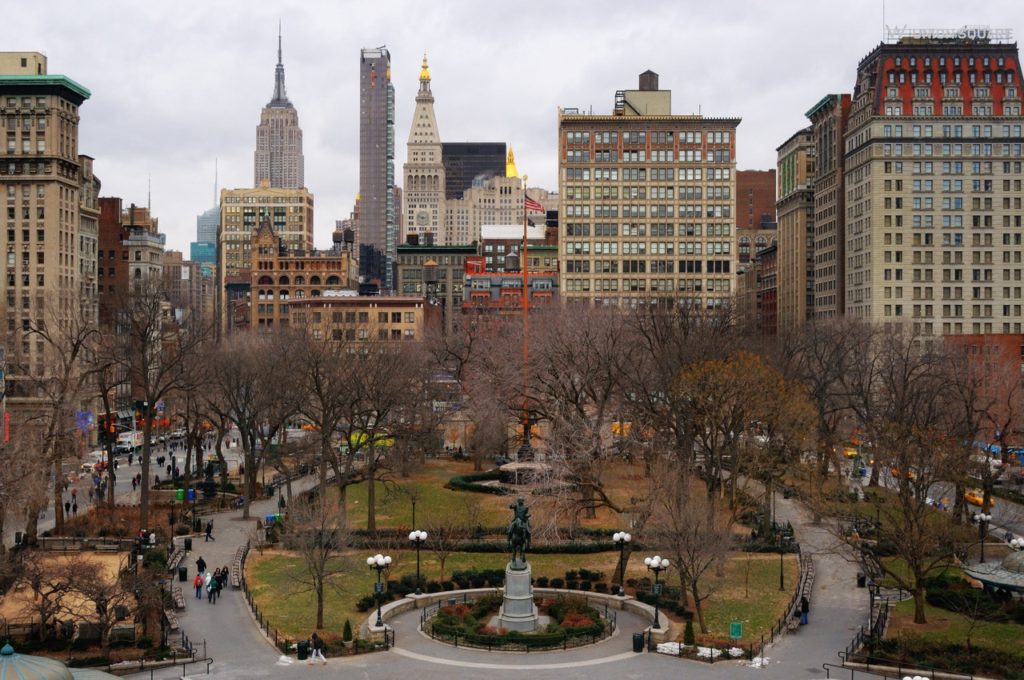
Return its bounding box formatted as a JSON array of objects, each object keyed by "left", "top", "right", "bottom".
[{"left": 965, "top": 488, "right": 995, "bottom": 509}]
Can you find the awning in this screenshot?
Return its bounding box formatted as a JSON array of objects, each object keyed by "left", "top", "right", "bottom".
[{"left": 117, "top": 410, "right": 134, "bottom": 420}]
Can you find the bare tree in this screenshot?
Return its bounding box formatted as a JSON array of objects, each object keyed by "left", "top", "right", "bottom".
[
  {"left": 283, "top": 491, "right": 350, "bottom": 630},
  {"left": 424, "top": 497, "right": 481, "bottom": 583},
  {"left": 106, "top": 278, "right": 206, "bottom": 530},
  {"left": 648, "top": 468, "right": 732, "bottom": 634},
  {"left": 17, "top": 551, "right": 71, "bottom": 641},
  {"left": 62, "top": 555, "right": 136, "bottom": 654}
]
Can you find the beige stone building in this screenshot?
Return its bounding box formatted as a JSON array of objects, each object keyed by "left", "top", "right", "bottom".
[
  {"left": 217, "top": 184, "right": 313, "bottom": 330},
  {"left": 775, "top": 127, "right": 815, "bottom": 330},
  {"left": 843, "top": 38, "right": 1024, "bottom": 335},
  {"left": 289, "top": 292, "right": 432, "bottom": 343},
  {"left": 558, "top": 71, "right": 739, "bottom": 307},
  {"left": 807, "top": 94, "right": 851, "bottom": 320},
  {"left": 1, "top": 53, "right": 94, "bottom": 414}
]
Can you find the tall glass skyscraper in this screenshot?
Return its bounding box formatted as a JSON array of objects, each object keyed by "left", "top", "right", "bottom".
[{"left": 358, "top": 46, "right": 396, "bottom": 291}]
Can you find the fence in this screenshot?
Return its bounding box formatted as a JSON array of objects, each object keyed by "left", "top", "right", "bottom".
[
  {"left": 421, "top": 593, "right": 617, "bottom": 652},
  {"left": 238, "top": 539, "right": 393, "bottom": 656},
  {"left": 835, "top": 652, "right": 974, "bottom": 680}
]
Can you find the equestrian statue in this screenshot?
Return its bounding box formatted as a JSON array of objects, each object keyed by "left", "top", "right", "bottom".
[{"left": 507, "top": 496, "right": 532, "bottom": 567}]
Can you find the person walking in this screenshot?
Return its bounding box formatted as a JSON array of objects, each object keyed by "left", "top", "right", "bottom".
[
  {"left": 193, "top": 573, "right": 204, "bottom": 599},
  {"left": 128, "top": 453, "right": 133, "bottom": 466},
  {"left": 800, "top": 596, "right": 810, "bottom": 625},
  {"left": 205, "top": 520, "right": 215, "bottom": 542},
  {"left": 71, "top": 502, "right": 77, "bottom": 517},
  {"left": 64, "top": 500, "right": 71, "bottom": 516},
  {"left": 131, "top": 478, "right": 138, "bottom": 492},
  {"left": 205, "top": 571, "right": 214, "bottom": 603},
  {"left": 196, "top": 556, "right": 206, "bottom": 574},
  {"left": 71, "top": 488, "right": 77, "bottom": 502},
  {"left": 87, "top": 487, "right": 94, "bottom": 503},
  {"left": 308, "top": 633, "right": 326, "bottom": 665}
]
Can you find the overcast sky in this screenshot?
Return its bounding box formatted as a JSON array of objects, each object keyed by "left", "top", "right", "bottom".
[{"left": 9, "top": 0, "right": 1024, "bottom": 252}]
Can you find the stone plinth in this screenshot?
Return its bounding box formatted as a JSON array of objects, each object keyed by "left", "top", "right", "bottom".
[{"left": 498, "top": 561, "right": 538, "bottom": 631}]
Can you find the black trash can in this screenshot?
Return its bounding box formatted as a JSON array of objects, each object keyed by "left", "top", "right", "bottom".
[
  {"left": 297, "top": 639, "right": 309, "bottom": 661},
  {"left": 856, "top": 573, "right": 866, "bottom": 588},
  {"left": 183, "top": 537, "right": 193, "bottom": 551},
  {"left": 632, "top": 632, "right": 645, "bottom": 653},
  {"left": 178, "top": 565, "right": 188, "bottom": 582}
]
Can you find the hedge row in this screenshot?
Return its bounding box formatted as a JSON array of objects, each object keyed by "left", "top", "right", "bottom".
[{"left": 446, "top": 471, "right": 510, "bottom": 495}]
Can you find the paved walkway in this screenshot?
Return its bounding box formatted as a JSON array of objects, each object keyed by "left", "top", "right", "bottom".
[{"left": 122, "top": 478, "right": 866, "bottom": 680}]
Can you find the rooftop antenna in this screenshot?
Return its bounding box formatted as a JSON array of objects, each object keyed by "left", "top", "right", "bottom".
[
  {"left": 147, "top": 175, "right": 151, "bottom": 212},
  {"left": 882, "top": 0, "right": 886, "bottom": 41}
]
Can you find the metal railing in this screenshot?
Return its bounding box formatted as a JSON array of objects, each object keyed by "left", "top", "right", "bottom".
[{"left": 836, "top": 652, "right": 974, "bottom": 680}]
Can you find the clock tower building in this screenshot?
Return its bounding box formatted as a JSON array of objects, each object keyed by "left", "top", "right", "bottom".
[{"left": 403, "top": 54, "right": 446, "bottom": 244}]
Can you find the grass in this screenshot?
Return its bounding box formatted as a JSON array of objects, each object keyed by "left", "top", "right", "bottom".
[
  {"left": 887, "top": 599, "right": 1024, "bottom": 656},
  {"left": 333, "top": 459, "right": 643, "bottom": 531},
  {"left": 246, "top": 548, "right": 797, "bottom": 646}
]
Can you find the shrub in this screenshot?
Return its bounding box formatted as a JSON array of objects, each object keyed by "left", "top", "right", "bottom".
[
  {"left": 136, "top": 637, "right": 153, "bottom": 649},
  {"left": 579, "top": 581, "right": 592, "bottom": 591},
  {"left": 565, "top": 569, "right": 580, "bottom": 581},
  {"left": 442, "top": 581, "right": 456, "bottom": 591},
  {"left": 356, "top": 595, "right": 376, "bottom": 612},
  {"left": 594, "top": 582, "right": 609, "bottom": 594},
  {"left": 426, "top": 581, "right": 442, "bottom": 593},
  {"left": 566, "top": 580, "right": 579, "bottom": 590},
  {"left": 445, "top": 472, "right": 509, "bottom": 495},
  {"left": 683, "top": 619, "right": 696, "bottom": 645},
  {"left": 535, "top": 576, "right": 549, "bottom": 588},
  {"left": 550, "top": 578, "right": 565, "bottom": 589},
  {"left": 342, "top": 619, "right": 353, "bottom": 642}
]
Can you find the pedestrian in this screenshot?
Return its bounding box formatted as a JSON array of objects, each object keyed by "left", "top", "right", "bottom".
[
  {"left": 88, "top": 487, "right": 94, "bottom": 503},
  {"left": 218, "top": 566, "right": 229, "bottom": 589},
  {"left": 308, "top": 633, "right": 326, "bottom": 665},
  {"left": 193, "top": 573, "right": 204, "bottom": 599},
  {"left": 71, "top": 502, "right": 77, "bottom": 517},
  {"left": 166, "top": 464, "right": 172, "bottom": 477},
  {"left": 128, "top": 453, "right": 133, "bottom": 466},
  {"left": 205, "top": 571, "right": 214, "bottom": 603},
  {"left": 205, "top": 520, "right": 214, "bottom": 542},
  {"left": 64, "top": 501, "right": 71, "bottom": 516},
  {"left": 132, "top": 478, "right": 138, "bottom": 492},
  {"left": 800, "top": 596, "right": 810, "bottom": 625},
  {"left": 71, "top": 488, "right": 77, "bottom": 501},
  {"left": 196, "top": 556, "right": 206, "bottom": 574},
  {"left": 113, "top": 459, "right": 118, "bottom": 471}
]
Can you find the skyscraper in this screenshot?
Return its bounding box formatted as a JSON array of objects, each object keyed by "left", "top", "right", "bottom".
[
  {"left": 359, "top": 47, "right": 397, "bottom": 290},
  {"left": 254, "top": 28, "right": 304, "bottom": 189}
]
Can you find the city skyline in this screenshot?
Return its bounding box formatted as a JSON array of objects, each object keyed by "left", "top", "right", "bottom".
[{"left": 8, "top": 0, "right": 1024, "bottom": 253}]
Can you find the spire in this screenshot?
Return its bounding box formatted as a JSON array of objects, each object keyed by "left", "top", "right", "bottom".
[
  {"left": 506, "top": 147, "right": 519, "bottom": 178},
  {"left": 270, "top": 22, "right": 291, "bottom": 107},
  {"left": 419, "top": 52, "right": 430, "bottom": 81}
]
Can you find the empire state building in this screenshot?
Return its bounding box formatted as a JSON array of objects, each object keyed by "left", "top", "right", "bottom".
[{"left": 254, "top": 28, "right": 304, "bottom": 189}]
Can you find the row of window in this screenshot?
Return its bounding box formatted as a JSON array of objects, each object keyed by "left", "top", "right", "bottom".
[
  {"left": 565, "top": 149, "right": 733, "bottom": 163},
  {"left": 561, "top": 277, "right": 731, "bottom": 293},
  {"left": 881, "top": 142, "right": 1024, "bottom": 157},
  {"left": 565, "top": 131, "right": 732, "bottom": 145},
  {"left": 564, "top": 167, "right": 729, "bottom": 181},
  {"left": 563, "top": 185, "right": 732, "bottom": 200}
]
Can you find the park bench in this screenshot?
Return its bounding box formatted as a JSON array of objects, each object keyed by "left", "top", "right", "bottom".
[
  {"left": 167, "top": 547, "right": 185, "bottom": 574},
  {"left": 164, "top": 609, "right": 179, "bottom": 631},
  {"left": 172, "top": 587, "right": 185, "bottom": 610},
  {"left": 94, "top": 542, "right": 121, "bottom": 552}
]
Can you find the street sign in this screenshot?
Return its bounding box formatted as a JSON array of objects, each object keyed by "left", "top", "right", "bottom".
[
  {"left": 652, "top": 583, "right": 663, "bottom": 595},
  {"left": 730, "top": 621, "right": 742, "bottom": 640},
  {"left": 374, "top": 582, "right": 384, "bottom": 594}
]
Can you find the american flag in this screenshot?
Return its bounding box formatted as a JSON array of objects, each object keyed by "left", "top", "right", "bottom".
[{"left": 524, "top": 196, "right": 545, "bottom": 213}]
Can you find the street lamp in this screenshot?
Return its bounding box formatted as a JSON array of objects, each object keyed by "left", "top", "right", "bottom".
[
  {"left": 643, "top": 555, "right": 670, "bottom": 631},
  {"left": 977, "top": 513, "right": 993, "bottom": 563},
  {"left": 408, "top": 530, "right": 428, "bottom": 595},
  {"left": 366, "top": 553, "right": 392, "bottom": 628},
  {"left": 1010, "top": 537, "right": 1024, "bottom": 551},
  {"left": 612, "top": 532, "right": 632, "bottom": 595}
]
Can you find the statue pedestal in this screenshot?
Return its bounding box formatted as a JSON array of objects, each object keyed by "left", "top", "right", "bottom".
[{"left": 498, "top": 560, "right": 539, "bottom": 632}]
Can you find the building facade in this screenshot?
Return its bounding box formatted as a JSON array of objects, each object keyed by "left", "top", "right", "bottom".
[
  {"left": 1, "top": 55, "right": 93, "bottom": 415},
  {"left": 442, "top": 142, "right": 506, "bottom": 200},
  {"left": 290, "top": 292, "right": 433, "bottom": 342},
  {"left": 217, "top": 185, "right": 313, "bottom": 332},
  {"left": 359, "top": 47, "right": 397, "bottom": 290},
  {"left": 736, "top": 169, "right": 777, "bottom": 265},
  {"left": 775, "top": 127, "right": 816, "bottom": 330},
  {"left": 807, "top": 93, "right": 851, "bottom": 319},
  {"left": 191, "top": 204, "right": 219, "bottom": 264},
  {"left": 557, "top": 71, "right": 740, "bottom": 307},
  {"left": 463, "top": 255, "right": 558, "bottom": 313},
  {"left": 249, "top": 218, "right": 355, "bottom": 329},
  {"left": 842, "top": 37, "right": 1024, "bottom": 335},
  {"left": 403, "top": 55, "right": 446, "bottom": 246},
  {"left": 254, "top": 31, "right": 304, "bottom": 189}
]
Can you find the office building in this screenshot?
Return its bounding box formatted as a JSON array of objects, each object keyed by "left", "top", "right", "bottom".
[
  {"left": 557, "top": 70, "right": 740, "bottom": 307},
  {"left": 775, "top": 127, "right": 816, "bottom": 330},
  {"left": 842, "top": 36, "right": 1023, "bottom": 334},
  {"left": 359, "top": 47, "right": 397, "bottom": 290},
  {"left": 254, "top": 29, "right": 304, "bottom": 189},
  {"left": 403, "top": 55, "right": 445, "bottom": 246},
  {"left": 1, "top": 54, "right": 93, "bottom": 414},
  {"left": 290, "top": 291, "right": 434, "bottom": 342},
  {"left": 442, "top": 142, "right": 506, "bottom": 199},
  {"left": 736, "top": 169, "right": 777, "bottom": 265},
  {"left": 806, "top": 94, "right": 851, "bottom": 319}
]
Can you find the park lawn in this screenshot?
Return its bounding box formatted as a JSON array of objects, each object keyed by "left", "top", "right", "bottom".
[
  {"left": 887, "top": 599, "right": 1024, "bottom": 656},
  {"left": 336, "top": 459, "right": 639, "bottom": 531},
  {"left": 246, "top": 548, "right": 795, "bottom": 645},
  {"left": 691, "top": 553, "right": 799, "bottom": 646}
]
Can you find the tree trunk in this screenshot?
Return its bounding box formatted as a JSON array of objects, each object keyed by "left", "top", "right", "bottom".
[
  {"left": 336, "top": 482, "right": 348, "bottom": 528},
  {"left": 912, "top": 586, "right": 927, "bottom": 624},
  {"left": 23, "top": 502, "right": 40, "bottom": 546},
  {"left": 52, "top": 461, "right": 65, "bottom": 535},
  {"left": 367, "top": 448, "right": 376, "bottom": 532},
  {"left": 691, "top": 582, "right": 709, "bottom": 634},
  {"left": 316, "top": 584, "right": 324, "bottom": 629},
  {"left": 868, "top": 460, "right": 880, "bottom": 487},
  {"left": 140, "top": 415, "right": 153, "bottom": 531}
]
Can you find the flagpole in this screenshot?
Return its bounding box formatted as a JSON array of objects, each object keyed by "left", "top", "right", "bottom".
[{"left": 521, "top": 175, "right": 530, "bottom": 460}]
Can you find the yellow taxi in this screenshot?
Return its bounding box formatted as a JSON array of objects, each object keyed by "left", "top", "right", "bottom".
[{"left": 965, "top": 489, "right": 995, "bottom": 509}]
